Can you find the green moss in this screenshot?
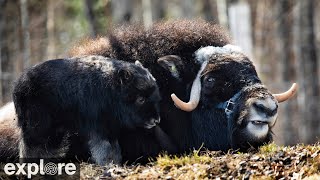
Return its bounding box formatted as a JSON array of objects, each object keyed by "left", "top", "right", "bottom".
[
  {"left": 259, "top": 142, "right": 282, "bottom": 154},
  {"left": 156, "top": 151, "right": 212, "bottom": 168}
]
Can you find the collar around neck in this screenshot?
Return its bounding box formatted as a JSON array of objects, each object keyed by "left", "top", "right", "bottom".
[{"left": 215, "top": 91, "right": 242, "bottom": 119}]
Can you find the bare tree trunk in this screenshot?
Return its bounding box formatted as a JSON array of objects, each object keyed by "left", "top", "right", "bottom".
[
  {"left": 247, "top": 0, "right": 258, "bottom": 46},
  {"left": 142, "top": 0, "right": 152, "bottom": 28},
  {"left": 151, "top": 0, "right": 164, "bottom": 21},
  {"left": 315, "top": 0, "right": 320, "bottom": 100},
  {"left": 181, "top": 0, "right": 195, "bottom": 18},
  {"left": 1, "top": 1, "right": 21, "bottom": 102},
  {"left": 228, "top": 2, "right": 253, "bottom": 59},
  {"left": 252, "top": 0, "right": 279, "bottom": 85},
  {"left": 0, "top": 1, "right": 5, "bottom": 105},
  {"left": 131, "top": 0, "right": 142, "bottom": 23},
  {"left": 252, "top": 1, "right": 267, "bottom": 76},
  {"left": 202, "top": 0, "right": 219, "bottom": 23},
  {"left": 46, "top": 0, "right": 55, "bottom": 59},
  {"left": 276, "top": 0, "right": 299, "bottom": 145},
  {"left": 217, "top": 0, "right": 228, "bottom": 27},
  {"left": 12, "top": 4, "right": 23, "bottom": 88},
  {"left": 84, "top": 0, "right": 98, "bottom": 37},
  {"left": 296, "top": 0, "right": 319, "bottom": 144},
  {"left": 19, "top": 0, "right": 31, "bottom": 69},
  {"left": 104, "top": 0, "right": 112, "bottom": 30},
  {"left": 111, "top": 0, "right": 132, "bottom": 24}
]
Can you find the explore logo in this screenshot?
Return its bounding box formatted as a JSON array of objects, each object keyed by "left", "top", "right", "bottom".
[{"left": 3, "top": 159, "right": 78, "bottom": 179}]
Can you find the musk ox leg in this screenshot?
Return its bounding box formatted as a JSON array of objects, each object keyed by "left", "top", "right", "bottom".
[
  {"left": 154, "top": 126, "right": 177, "bottom": 153},
  {"left": 15, "top": 94, "right": 73, "bottom": 160},
  {"left": 88, "top": 132, "right": 122, "bottom": 165},
  {"left": 19, "top": 130, "right": 71, "bottom": 160},
  {"left": 18, "top": 108, "right": 71, "bottom": 160}
]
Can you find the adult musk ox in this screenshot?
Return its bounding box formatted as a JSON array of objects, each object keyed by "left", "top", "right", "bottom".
[
  {"left": 0, "top": 102, "right": 19, "bottom": 162},
  {"left": 70, "top": 20, "right": 297, "bottom": 154},
  {"left": 13, "top": 56, "right": 164, "bottom": 165}
]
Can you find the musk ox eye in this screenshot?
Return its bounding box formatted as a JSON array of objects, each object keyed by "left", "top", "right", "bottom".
[
  {"left": 136, "top": 96, "right": 146, "bottom": 105},
  {"left": 206, "top": 77, "right": 215, "bottom": 83}
]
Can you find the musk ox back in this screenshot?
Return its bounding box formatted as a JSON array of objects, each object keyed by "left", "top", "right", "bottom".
[
  {"left": 70, "top": 20, "right": 230, "bottom": 87},
  {"left": 69, "top": 20, "right": 297, "bottom": 153},
  {"left": 13, "top": 56, "right": 164, "bottom": 165}
]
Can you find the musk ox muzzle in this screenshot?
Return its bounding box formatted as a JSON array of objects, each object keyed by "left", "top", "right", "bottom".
[
  {"left": 228, "top": 84, "right": 280, "bottom": 139},
  {"left": 171, "top": 45, "right": 298, "bottom": 112}
]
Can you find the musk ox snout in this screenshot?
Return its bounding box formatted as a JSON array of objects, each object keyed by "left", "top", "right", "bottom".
[
  {"left": 144, "top": 117, "right": 161, "bottom": 129},
  {"left": 252, "top": 99, "right": 278, "bottom": 118},
  {"left": 246, "top": 95, "right": 278, "bottom": 138}
]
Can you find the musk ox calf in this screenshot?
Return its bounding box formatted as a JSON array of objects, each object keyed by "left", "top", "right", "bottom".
[
  {"left": 13, "top": 55, "right": 163, "bottom": 165},
  {"left": 70, "top": 19, "right": 297, "bottom": 154}
]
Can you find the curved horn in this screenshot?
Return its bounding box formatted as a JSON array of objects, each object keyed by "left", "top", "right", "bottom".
[
  {"left": 273, "top": 83, "right": 298, "bottom": 103},
  {"left": 171, "top": 78, "right": 201, "bottom": 112},
  {"left": 171, "top": 61, "right": 208, "bottom": 112}
]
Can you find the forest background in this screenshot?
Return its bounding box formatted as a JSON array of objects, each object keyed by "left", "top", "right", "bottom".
[{"left": 0, "top": 0, "right": 319, "bottom": 146}]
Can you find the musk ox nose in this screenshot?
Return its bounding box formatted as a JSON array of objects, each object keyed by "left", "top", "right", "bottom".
[
  {"left": 246, "top": 96, "right": 278, "bottom": 139},
  {"left": 154, "top": 118, "right": 161, "bottom": 124},
  {"left": 253, "top": 101, "right": 278, "bottom": 117},
  {"left": 249, "top": 97, "right": 278, "bottom": 127}
]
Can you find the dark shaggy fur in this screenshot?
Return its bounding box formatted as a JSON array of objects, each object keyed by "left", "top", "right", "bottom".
[
  {"left": 0, "top": 20, "right": 279, "bottom": 164},
  {"left": 191, "top": 53, "right": 275, "bottom": 151},
  {"left": 72, "top": 20, "right": 277, "bottom": 158},
  {"left": 69, "top": 19, "right": 232, "bottom": 152},
  {"left": 70, "top": 19, "right": 230, "bottom": 88},
  {"left": 13, "top": 56, "right": 163, "bottom": 165},
  {"left": 0, "top": 103, "right": 19, "bottom": 162}
]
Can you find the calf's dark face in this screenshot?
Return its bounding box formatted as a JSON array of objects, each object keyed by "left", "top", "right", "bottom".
[{"left": 117, "top": 62, "right": 161, "bottom": 129}]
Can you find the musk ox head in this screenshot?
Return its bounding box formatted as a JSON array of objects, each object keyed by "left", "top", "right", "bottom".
[
  {"left": 164, "top": 45, "right": 297, "bottom": 150},
  {"left": 117, "top": 60, "right": 161, "bottom": 129}
]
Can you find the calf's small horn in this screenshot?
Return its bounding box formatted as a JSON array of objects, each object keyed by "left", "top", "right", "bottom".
[
  {"left": 171, "top": 61, "right": 208, "bottom": 112},
  {"left": 273, "top": 83, "right": 298, "bottom": 103}
]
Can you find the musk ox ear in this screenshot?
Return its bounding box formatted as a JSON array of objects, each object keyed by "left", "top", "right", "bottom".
[
  {"left": 135, "top": 60, "right": 144, "bottom": 68},
  {"left": 118, "top": 68, "right": 132, "bottom": 84},
  {"left": 157, "top": 55, "right": 183, "bottom": 79}
]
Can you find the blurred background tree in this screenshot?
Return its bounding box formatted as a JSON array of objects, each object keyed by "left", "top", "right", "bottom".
[{"left": 0, "top": 0, "right": 319, "bottom": 146}]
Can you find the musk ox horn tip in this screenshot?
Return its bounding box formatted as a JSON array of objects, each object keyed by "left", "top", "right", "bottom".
[
  {"left": 273, "top": 83, "right": 298, "bottom": 103},
  {"left": 170, "top": 59, "right": 207, "bottom": 112},
  {"left": 171, "top": 93, "right": 197, "bottom": 112}
]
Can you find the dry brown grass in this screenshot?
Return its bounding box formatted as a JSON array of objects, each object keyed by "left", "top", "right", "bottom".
[{"left": 80, "top": 142, "right": 320, "bottom": 179}]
